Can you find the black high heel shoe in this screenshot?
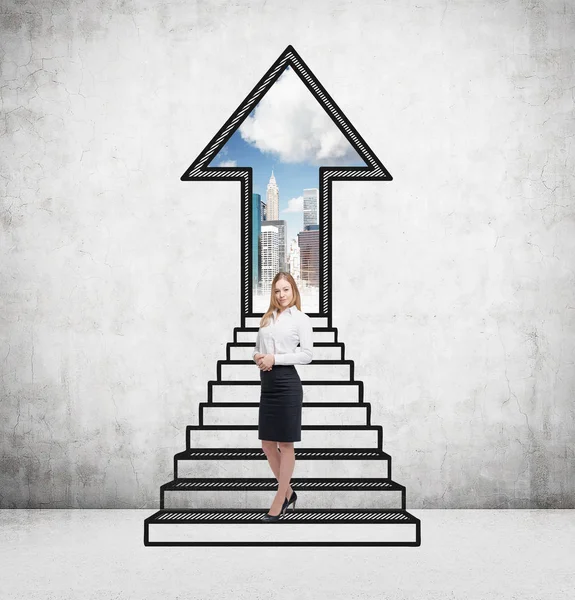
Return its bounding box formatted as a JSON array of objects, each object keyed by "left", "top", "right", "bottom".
[
  {"left": 281, "top": 490, "right": 297, "bottom": 514},
  {"left": 262, "top": 508, "right": 282, "bottom": 522}
]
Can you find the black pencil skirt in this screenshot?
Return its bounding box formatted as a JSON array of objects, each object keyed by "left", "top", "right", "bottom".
[{"left": 258, "top": 365, "right": 303, "bottom": 442}]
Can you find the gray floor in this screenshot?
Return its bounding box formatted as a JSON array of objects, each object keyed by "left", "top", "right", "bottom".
[{"left": 1, "top": 509, "right": 573, "bottom": 600}]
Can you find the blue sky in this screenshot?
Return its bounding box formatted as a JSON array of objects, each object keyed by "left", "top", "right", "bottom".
[{"left": 208, "top": 65, "right": 367, "bottom": 243}]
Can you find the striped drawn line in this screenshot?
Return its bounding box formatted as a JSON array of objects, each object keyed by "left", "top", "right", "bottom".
[
  {"left": 171, "top": 480, "right": 397, "bottom": 490},
  {"left": 154, "top": 510, "right": 411, "bottom": 522},
  {"left": 182, "top": 449, "right": 384, "bottom": 458}
]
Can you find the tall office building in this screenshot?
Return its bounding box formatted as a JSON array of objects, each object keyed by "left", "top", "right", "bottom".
[
  {"left": 298, "top": 224, "right": 319, "bottom": 288},
  {"left": 265, "top": 219, "right": 287, "bottom": 273},
  {"left": 252, "top": 193, "right": 261, "bottom": 290},
  {"left": 261, "top": 225, "right": 279, "bottom": 293},
  {"left": 266, "top": 170, "right": 279, "bottom": 221},
  {"left": 303, "top": 188, "right": 319, "bottom": 228},
  {"left": 287, "top": 239, "right": 300, "bottom": 281},
  {"left": 261, "top": 199, "right": 267, "bottom": 221}
]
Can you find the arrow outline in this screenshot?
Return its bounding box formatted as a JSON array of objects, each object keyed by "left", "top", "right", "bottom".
[{"left": 180, "top": 45, "right": 392, "bottom": 326}]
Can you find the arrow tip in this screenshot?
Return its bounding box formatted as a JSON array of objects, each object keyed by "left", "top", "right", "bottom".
[{"left": 281, "top": 45, "right": 298, "bottom": 61}]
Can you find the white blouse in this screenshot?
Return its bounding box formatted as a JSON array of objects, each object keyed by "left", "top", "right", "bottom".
[{"left": 251, "top": 305, "right": 314, "bottom": 365}]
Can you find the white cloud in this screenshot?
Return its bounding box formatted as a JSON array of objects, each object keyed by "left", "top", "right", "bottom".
[
  {"left": 239, "top": 67, "right": 360, "bottom": 165},
  {"left": 217, "top": 159, "right": 237, "bottom": 167},
  {"left": 281, "top": 196, "right": 303, "bottom": 213}
]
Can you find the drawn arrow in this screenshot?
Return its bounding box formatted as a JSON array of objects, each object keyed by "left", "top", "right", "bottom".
[{"left": 180, "top": 45, "right": 392, "bottom": 327}]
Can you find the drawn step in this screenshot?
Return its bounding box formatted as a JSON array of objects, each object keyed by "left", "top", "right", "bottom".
[
  {"left": 218, "top": 360, "right": 354, "bottom": 381},
  {"left": 174, "top": 448, "right": 391, "bottom": 479},
  {"left": 244, "top": 316, "right": 329, "bottom": 328},
  {"left": 229, "top": 342, "right": 344, "bottom": 361},
  {"left": 161, "top": 477, "right": 405, "bottom": 510},
  {"left": 235, "top": 328, "right": 337, "bottom": 343},
  {"left": 208, "top": 381, "right": 363, "bottom": 403},
  {"left": 186, "top": 425, "right": 382, "bottom": 449},
  {"left": 144, "top": 508, "right": 420, "bottom": 546},
  {"left": 199, "top": 402, "right": 370, "bottom": 426}
]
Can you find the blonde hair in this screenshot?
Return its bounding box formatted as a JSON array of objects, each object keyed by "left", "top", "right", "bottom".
[{"left": 259, "top": 272, "right": 302, "bottom": 328}]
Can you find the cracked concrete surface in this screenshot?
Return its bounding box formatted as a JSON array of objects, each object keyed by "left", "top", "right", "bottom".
[{"left": 1, "top": 0, "right": 574, "bottom": 509}]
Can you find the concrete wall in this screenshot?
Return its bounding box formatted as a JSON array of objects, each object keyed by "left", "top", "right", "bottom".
[{"left": 1, "top": 0, "right": 573, "bottom": 508}]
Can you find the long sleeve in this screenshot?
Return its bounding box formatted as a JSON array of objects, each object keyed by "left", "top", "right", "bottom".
[
  {"left": 274, "top": 315, "right": 313, "bottom": 365},
  {"left": 252, "top": 329, "right": 261, "bottom": 362}
]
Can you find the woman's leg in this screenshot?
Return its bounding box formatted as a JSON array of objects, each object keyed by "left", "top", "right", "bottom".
[
  {"left": 276, "top": 441, "right": 295, "bottom": 504},
  {"left": 261, "top": 440, "right": 293, "bottom": 502}
]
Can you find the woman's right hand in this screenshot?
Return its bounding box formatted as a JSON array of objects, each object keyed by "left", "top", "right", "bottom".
[{"left": 254, "top": 353, "right": 272, "bottom": 371}]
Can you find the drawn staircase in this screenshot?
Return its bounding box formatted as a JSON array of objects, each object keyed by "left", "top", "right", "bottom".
[{"left": 144, "top": 316, "right": 421, "bottom": 546}]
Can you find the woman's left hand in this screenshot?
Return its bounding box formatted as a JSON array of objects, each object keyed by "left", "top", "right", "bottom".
[{"left": 258, "top": 354, "right": 275, "bottom": 371}]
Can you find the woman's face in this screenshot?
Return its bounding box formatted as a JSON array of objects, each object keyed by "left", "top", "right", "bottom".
[{"left": 274, "top": 278, "right": 293, "bottom": 309}]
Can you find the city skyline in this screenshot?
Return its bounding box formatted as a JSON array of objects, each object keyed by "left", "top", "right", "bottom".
[{"left": 254, "top": 172, "right": 317, "bottom": 295}]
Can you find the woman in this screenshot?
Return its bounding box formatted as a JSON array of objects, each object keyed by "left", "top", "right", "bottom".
[{"left": 252, "top": 272, "right": 314, "bottom": 522}]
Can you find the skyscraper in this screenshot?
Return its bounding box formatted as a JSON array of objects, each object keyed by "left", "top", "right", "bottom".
[
  {"left": 261, "top": 225, "right": 279, "bottom": 293},
  {"left": 298, "top": 225, "right": 319, "bottom": 288},
  {"left": 303, "top": 188, "right": 319, "bottom": 228},
  {"left": 265, "top": 219, "right": 288, "bottom": 273},
  {"left": 266, "top": 170, "right": 279, "bottom": 221},
  {"left": 252, "top": 193, "right": 261, "bottom": 290}
]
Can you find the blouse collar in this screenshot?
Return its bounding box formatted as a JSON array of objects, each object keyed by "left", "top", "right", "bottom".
[{"left": 274, "top": 305, "right": 296, "bottom": 317}]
